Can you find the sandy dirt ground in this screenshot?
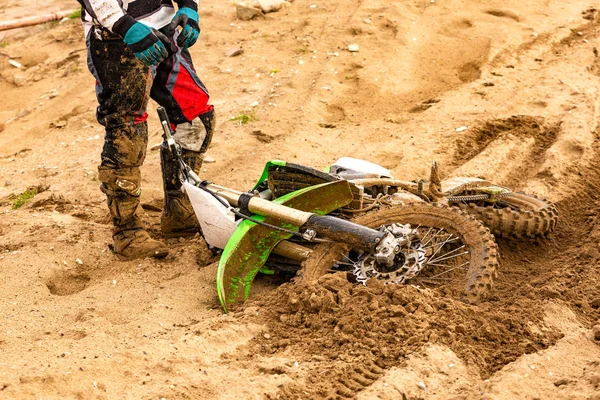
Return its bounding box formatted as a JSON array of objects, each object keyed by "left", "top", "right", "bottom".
[{"left": 1, "top": 0, "right": 600, "bottom": 399}]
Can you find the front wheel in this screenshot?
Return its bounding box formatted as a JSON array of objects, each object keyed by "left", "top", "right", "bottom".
[{"left": 297, "top": 204, "right": 499, "bottom": 303}]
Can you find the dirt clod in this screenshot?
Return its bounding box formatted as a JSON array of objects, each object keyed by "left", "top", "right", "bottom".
[
  {"left": 593, "top": 325, "right": 600, "bottom": 341},
  {"left": 553, "top": 378, "right": 572, "bottom": 387}
]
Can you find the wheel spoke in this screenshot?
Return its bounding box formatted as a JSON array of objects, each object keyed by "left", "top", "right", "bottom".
[
  {"left": 427, "top": 233, "right": 453, "bottom": 260},
  {"left": 428, "top": 251, "right": 469, "bottom": 264},
  {"left": 421, "top": 230, "right": 443, "bottom": 247},
  {"left": 415, "top": 276, "right": 452, "bottom": 282},
  {"left": 341, "top": 253, "right": 354, "bottom": 263},
  {"left": 421, "top": 237, "right": 460, "bottom": 250},
  {"left": 334, "top": 261, "right": 356, "bottom": 266},
  {"left": 427, "top": 261, "right": 470, "bottom": 279},
  {"left": 420, "top": 227, "right": 434, "bottom": 244},
  {"left": 425, "top": 262, "right": 469, "bottom": 269},
  {"left": 427, "top": 245, "right": 467, "bottom": 264}
]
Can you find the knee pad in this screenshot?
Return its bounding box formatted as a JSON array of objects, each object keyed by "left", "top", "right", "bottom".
[
  {"left": 174, "top": 108, "right": 215, "bottom": 153},
  {"left": 98, "top": 167, "right": 142, "bottom": 197}
]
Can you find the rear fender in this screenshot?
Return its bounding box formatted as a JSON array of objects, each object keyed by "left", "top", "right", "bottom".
[{"left": 442, "top": 177, "right": 491, "bottom": 195}]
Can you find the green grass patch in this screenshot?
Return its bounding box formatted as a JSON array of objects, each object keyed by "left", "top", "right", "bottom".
[
  {"left": 67, "top": 9, "right": 82, "bottom": 20},
  {"left": 270, "top": 68, "right": 280, "bottom": 74},
  {"left": 0, "top": 41, "right": 8, "bottom": 48},
  {"left": 230, "top": 110, "right": 258, "bottom": 125},
  {"left": 12, "top": 188, "right": 39, "bottom": 209}
]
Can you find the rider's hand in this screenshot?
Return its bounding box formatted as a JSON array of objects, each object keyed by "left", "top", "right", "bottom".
[
  {"left": 173, "top": 7, "right": 200, "bottom": 48},
  {"left": 114, "top": 16, "right": 168, "bottom": 66}
]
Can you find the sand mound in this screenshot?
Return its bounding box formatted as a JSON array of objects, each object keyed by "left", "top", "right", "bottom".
[{"left": 247, "top": 274, "right": 561, "bottom": 398}]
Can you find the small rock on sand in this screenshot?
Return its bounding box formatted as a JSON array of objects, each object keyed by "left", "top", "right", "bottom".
[
  {"left": 257, "top": 0, "right": 289, "bottom": 13},
  {"left": 243, "top": 306, "right": 259, "bottom": 315},
  {"left": 589, "top": 374, "right": 600, "bottom": 389},
  {"left": 236, "top": 3, "right": 263, "bottom": 20},
  {"left": 226, "top": 48, "right": 244, "bottom": 57}
]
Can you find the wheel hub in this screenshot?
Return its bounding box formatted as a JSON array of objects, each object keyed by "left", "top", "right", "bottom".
[
  {"left": 352, "top": 223, "right": 426, "bottom": 284},
  {"left": 373, "top": 252, "right": 406, "bottom": 274}
]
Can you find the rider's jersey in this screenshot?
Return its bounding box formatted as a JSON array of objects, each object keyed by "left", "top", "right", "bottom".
[{"left": 76, "top": 0, "right": 198, "bottom": 36}]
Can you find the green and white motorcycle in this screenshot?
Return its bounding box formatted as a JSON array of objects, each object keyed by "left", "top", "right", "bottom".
[{"left": 158, "top": 108, "right": 556, "bottom": 313}]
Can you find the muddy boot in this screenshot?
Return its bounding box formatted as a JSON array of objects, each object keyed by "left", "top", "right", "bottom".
[
  {"left": 100, "top": 168, "right": 169, "bottom": 260},
  {"left": 160, "top": 145, "right": 202, "bottom": 237},
  {"left": 160, "top": 108, "right": 215, "bottom": 237},
  {"left": 112, "top": 227, "right": 170, "bottom": 260}
]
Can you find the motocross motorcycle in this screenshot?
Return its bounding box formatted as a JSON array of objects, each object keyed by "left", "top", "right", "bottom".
[
  {"left": 155, "top": 20, "right": 556, "bottom": 312},
  {"left": 158, "top": 109, "right": 557, "bottom": 313}
]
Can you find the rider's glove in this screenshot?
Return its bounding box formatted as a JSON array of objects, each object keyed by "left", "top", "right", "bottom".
[
  {"left": 114, "top": 15, "right": 168, "bottom": 67},
  {"left": 174, "top": 7, "right": 200, "bottom": 48}
]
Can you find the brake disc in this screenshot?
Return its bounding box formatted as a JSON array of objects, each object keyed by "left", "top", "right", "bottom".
[{"left": 352, "top": 224, "right": 426, "bottom": 284}]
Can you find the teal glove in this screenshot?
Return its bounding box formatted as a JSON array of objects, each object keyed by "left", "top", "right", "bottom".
[
  {"left": 174, "top": 7, "right": 200, "bottom": 48},
  {"left": 113, "top": 16, "right": 168, "bottom": 66}
]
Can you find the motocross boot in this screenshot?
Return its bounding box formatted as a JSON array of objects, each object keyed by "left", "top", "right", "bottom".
[
  {"left": 160, "top": 147, "right": 203, "bottom": 237},
  {"left": 100, "top": 168, "right": 169, "bottom": 260},
  {"left": 160, "top": 108, "right": 215, "bottom": 237}
]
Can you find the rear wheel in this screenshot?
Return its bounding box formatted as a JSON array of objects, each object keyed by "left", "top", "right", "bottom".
[
  {"left": 453, "top": 192, "right": 558, "bottom": 238},
  {"left": 298, "top": 204, "right": 499, "bottom": 303}
]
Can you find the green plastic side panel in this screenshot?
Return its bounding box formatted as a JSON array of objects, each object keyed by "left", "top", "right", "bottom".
[
  {"left": 216, "top": 180, "right": 354, "bottom": 312},
  {"left": 251, "top": 160, "right": 287, "bottom": 191}
]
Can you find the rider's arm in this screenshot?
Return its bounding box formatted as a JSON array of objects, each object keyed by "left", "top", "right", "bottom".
[{"left": 174, "top": 0, "right": 198, "bottom": 11}]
